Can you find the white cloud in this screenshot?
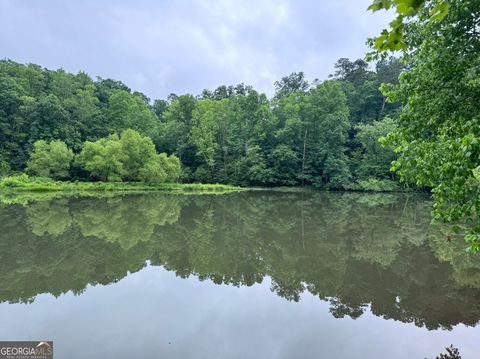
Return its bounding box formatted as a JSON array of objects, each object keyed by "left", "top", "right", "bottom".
[{"left": 0, "top": 0, "right": 393, "bottom": 99}]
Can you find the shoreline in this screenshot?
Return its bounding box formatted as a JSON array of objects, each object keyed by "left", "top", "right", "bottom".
[
  {"left": 0, "top": 176, "right": 244, "bottom": 195},
  {"left": 0, "top": 176, "right": 421, "bottom": 194}
]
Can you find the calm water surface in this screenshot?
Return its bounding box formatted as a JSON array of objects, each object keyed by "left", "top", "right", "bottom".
[{"left": 0, "top": 191, "right": 479, "bottom": 358}]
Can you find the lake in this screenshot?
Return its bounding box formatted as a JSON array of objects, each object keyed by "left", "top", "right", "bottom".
[{"left": 0, "top": 191, "right": 479, "bottom": 358}]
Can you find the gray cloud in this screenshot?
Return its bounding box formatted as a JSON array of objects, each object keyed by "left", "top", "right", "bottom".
[{"left": 0, "top": 0, "right": 393, "bottom": 99}]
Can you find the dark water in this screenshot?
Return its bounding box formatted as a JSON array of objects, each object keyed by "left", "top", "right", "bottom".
[{"left": 0, "top": 191, "right": 479, "bottom": 358}]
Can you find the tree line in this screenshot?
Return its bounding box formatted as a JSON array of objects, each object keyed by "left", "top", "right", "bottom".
[{"left": 0, "top": 57, "right": 403, "bottom": 188}]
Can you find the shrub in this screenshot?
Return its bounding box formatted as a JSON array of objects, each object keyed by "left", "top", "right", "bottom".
[
  {"left": 26, "top": 140, "right": 74, "bottom": 179},
  {"left": 0, "top": 160, "right": 11, "bottom": 177},
  {"left": 354, "top": 178, "right": 399, "bottom": 192},
  {"left": 77, "top": 129, "right": 182, "bottom": 183},
  {"left": 0, "top": 174, "right": 32, "bottom": 188}
]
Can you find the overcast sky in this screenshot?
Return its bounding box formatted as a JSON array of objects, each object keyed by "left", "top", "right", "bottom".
[{"left": 0, "top": 0, "right": 392, "bottom": 100}]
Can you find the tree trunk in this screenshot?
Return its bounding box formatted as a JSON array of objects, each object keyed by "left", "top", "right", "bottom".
[
  {"left": 223, "top": 146, "right": 228, "bottom": 178},
  {"left": 301, "top": 128, "right": 308, "bottom": 187},
  {"left": 378, "top": 97, "right": 386, "bottom": 120}
]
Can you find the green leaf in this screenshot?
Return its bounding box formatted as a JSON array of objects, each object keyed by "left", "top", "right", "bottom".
[
  {"left": 368, "top": 0, "right": 393, "bottom": 12},
  {"left": 431, "top": 1, "right": 449, "bottom": 21}
]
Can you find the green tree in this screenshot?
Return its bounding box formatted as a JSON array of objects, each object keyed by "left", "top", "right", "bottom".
[
  {"left": 76, "top": 134, "right": 125, "bottom": 182},
  {"left": 77, "top": 129, "right": 181, "bottom": 183},
  {"left": 331, "top": 57, "right": 402, "bottom": 125},
  {"left": 48, "top": 69, "right": 77, "bottom": 101},
  {"left": 107, "top": 91, "right": 158, "bottom": 138},
  {"left": 367, "top": 0, "right": 449, "bottom": 53},
  {"left": 119, "top": 129, "right": 157, "bottom": 181},
  {"left": 305, "top": 81, "right": 351, "bottom": 188},
  {"left": 0, "top": 74, "right": 26, "bottom": 170},
  {"left": 94, "top": 78, "right": 131, "bottom": 106},
  {"left": 162, "top": 153, "right": 182, "bottom": 182},
  {"left": 27, "top": 94, "right": 81, "bottom": 150},
  {"left": 0, "top": 160, "right": 11, "bottom": 176},
  {"left": 152, "top": 99, "right": 169, "bottom": 119},
  {"left": 274, "top": 72, "right": 309, "bottom": 100},
  {"left": 271, "top": 90, "right": 306, "bottom": 185},
  {"left": 354, "top": 117, "right": 397, "bottom": 180},
  {"left": 158, "top": 95, "right": 197, "bottom": 169},
  {"left": 65, "top": 84, "right": 106, "bottom": 141},
  {"left": 378, "top": 0, "right": 480, "bottom": 249},
  {"left": 26, "top": 140, "right": 74, "bottom": 179},
  {"left": 332, "top": 58, "right": 370, "bottom": 87},
  {"left": 140, "top": 153, "right": 181, "bottom": 183},
  {"left": 236, "top": 145, "right": 272, "bottom": 186},
  {"left": 190, "top": 99, "right": 227, "bottom": 179}
]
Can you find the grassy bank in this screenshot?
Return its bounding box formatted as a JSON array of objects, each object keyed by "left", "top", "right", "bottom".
[
  {"left": 0, "top": 175, "right": 244, "bottom": 194},
  {"left": 0, "top": 175, "right": 413, "bottom": 197},
  {"left": 250, "top": 178, "right": 414, "bottom": 193}
]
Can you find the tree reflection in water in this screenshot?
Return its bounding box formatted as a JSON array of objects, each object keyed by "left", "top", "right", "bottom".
[{"left": 0, "top": 191, "right": 479, "bottom": 330}]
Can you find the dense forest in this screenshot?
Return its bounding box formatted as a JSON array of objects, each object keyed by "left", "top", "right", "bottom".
[{"left": 0, "top": 57, "right": 403, "bottom": 189}]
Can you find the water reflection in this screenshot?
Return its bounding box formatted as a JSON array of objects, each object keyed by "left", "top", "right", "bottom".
[{"left": 1, "top": 191, "right": 479, "bottom": 330}]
